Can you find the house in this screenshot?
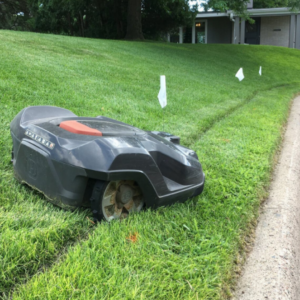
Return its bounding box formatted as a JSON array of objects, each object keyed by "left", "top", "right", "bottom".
[{"left": 171, "top": 0, "right": 300, "bottom": 49}]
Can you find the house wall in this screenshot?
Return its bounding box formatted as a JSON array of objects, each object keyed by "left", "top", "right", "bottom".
[
  {"left": 260, "top": 16, "right": 290, "bottom": 47},
  {"left": 207, "top": 17, "right": 232, "bottom": 44}
]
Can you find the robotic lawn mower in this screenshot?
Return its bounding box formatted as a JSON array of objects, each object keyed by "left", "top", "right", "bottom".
[{"left": 10, "top": 106, "right": 205, "bottom": 221}]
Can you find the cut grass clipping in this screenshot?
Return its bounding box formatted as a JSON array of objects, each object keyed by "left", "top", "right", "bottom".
[{"left": 0, "top": 30, "right": 300, "bottom": 299}]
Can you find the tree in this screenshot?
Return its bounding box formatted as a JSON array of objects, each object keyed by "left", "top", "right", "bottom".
[
  {"left": 0, "top": 0, "right": 29, "bottom": 29},
  {"left": 26, "top": 0, "right": 128, "bottom": 38},
  {"left": 125, "top": 0, "right": 197, "bottom": 40},
  {"left": 125, "top": 0, "right": 143, "bottom": 40},
  {"left": 2, "top": 0, "right": 198, "bottom": 40},
  {"left": 253, "top": 0, "right": 300, "bottom": 9},
  {"left": 142, "top": 0, "right": 197, "bottom": 40}
]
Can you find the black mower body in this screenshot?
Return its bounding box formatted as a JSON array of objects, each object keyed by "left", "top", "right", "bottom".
[{"left": 10, "top": 106, "right": 205, "bottom": 210}]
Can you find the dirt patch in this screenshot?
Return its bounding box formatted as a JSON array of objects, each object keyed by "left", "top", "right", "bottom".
[{"left": 233, "top": 96, "right": 300, "bottom": 300}]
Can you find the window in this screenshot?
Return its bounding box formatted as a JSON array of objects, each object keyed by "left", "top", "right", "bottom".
[{"left": 195, "top": 21, "right": 206, "bottom": 43}]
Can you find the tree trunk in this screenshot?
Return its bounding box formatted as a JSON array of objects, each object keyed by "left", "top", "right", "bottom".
[
  {"left": 114, "top": 0, "right": 123, "bottom": 38},
  {"left": 68, "top": 13, "right": 73, "bottom": 36},
  {"left": 125, "top": 0, "right": 144, "bottom": 40},
  {"left": 79, "top": 11, "right": 85, "bottom": 37}
]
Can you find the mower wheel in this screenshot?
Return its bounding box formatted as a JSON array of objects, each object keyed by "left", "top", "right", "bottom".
[{"left": 90, "top": 180, "right": 144, "bottom": 222}]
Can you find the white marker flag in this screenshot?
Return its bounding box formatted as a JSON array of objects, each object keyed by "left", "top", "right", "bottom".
[
  {"left": 235, "top": 68, "right": 244, "bottom": 81},
  {"left": 259, "top": 66, "right": 262, "bottom": 76},
  {"left": 158, "top": 75, "right": 167, "bottom": 108}
]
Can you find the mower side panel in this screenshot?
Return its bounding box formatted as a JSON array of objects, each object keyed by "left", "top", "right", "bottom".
[{"left": 14, "top": 140, "right": 88, "bottom": 208}]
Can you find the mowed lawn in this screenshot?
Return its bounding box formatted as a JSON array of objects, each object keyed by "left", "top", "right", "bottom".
[{"left": 1, "top": 30, "right": 300, "bottom": 299}]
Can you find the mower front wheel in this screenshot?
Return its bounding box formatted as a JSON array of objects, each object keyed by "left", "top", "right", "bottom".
[{"left": 90, "top": 180, "right": 144, "bottom": 222}]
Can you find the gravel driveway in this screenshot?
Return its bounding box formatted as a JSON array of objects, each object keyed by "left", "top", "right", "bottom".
[{"left": 233, "top": 96, "right": 300, "bottom": 300}]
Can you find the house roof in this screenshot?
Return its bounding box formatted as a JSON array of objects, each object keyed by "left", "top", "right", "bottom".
[{"left": 196, "top": 7, "right": 298, "bottom": 19}]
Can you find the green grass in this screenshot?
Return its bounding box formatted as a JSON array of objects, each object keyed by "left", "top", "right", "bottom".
[{"left": 1, "top": 30, "right": 300, "bottom": 299}]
